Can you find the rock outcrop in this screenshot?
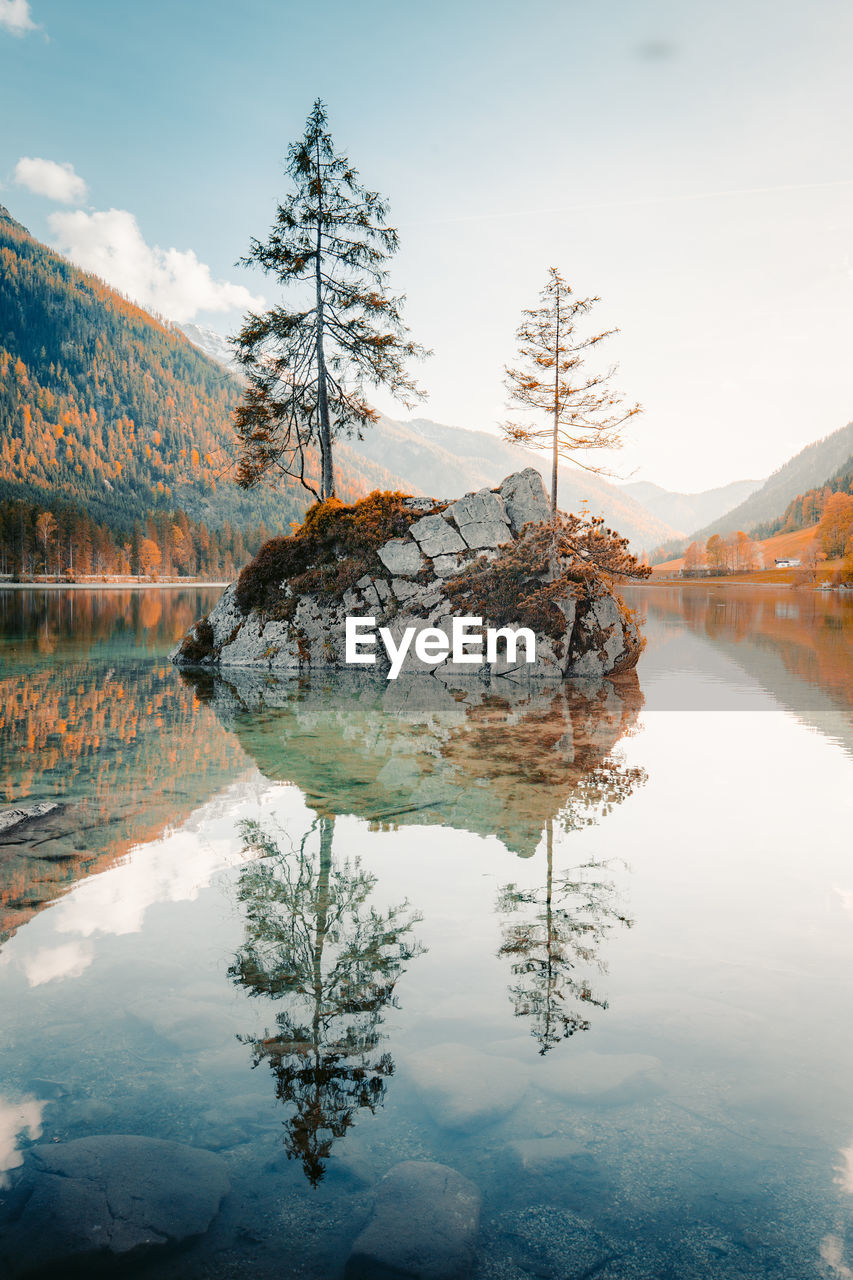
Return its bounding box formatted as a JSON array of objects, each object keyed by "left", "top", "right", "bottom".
[{"left": 171, "top": 469, "right": 643, "bottom": 682}]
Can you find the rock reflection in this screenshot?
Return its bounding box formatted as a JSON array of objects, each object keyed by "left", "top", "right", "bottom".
[
  {"left": 187, "top": 669, "right": 645, "bottom": 858},
  {"left": 229, "top": 816, "right": 424, "bottom": 1185}
]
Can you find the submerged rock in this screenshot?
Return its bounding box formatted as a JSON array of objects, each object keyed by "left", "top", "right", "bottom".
[
  {"left": 534, "top": 1050, "right": 664, "bottom": 1105},
  {"left": 171, "top": 469, "right": 645, "bottom": 682},
  {"left": 0, "top": 1135, "right": 229, "bottom": 1275},
  {"left": 0, "top": 801, "right": 59, "bottom": 838},
  {"left": 345, "top": 1160, "right": 481, "bottom": 1280},
  {"left": 406, "top": 1042, "right": 529, "bottom": 1134}
]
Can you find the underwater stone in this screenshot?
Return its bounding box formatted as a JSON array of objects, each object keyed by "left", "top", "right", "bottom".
[
  {"left": 346, "top": 1160, "right": 481, "bottom": 1280},
  {"left": 406, "top": 1042, "right": 529, "bottom": 1133},
  {"left": 0, "top": 1135, "right": 229, "bottom": 1275},
  {"left": 0, "top": 801, "right": 59, "bottom": 836},
  {"left": 534, "top": 1050, "right": 663, "bottom": 1105}
]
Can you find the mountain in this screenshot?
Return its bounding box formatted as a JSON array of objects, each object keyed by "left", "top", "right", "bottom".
[
  {"left": 177, "top": 326, "right": 680, "bottom": 550},
  {"left": 342, "top": 416, "right": 679, "bottom": 551},
  {"left": 0, "top": 205, "right": 411, "bottom": 539},
  {"left": 1, "top": 201, "right": 674, "bottom": 554},
  {"left": 618, "top": 477, "right": 764, "bottom": 536},
  {"left": 686, "top": 421, "right": 853, "bottom": 544},
  {"left": 179, "top": 323, "right": 239, "bottom": 371},
  {"left": 751, "top": 454, "right": 853, "bottom": 541}
]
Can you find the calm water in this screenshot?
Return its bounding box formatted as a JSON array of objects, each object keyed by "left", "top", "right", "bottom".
[{"left": 1, "top": 584, "right": 853, "bottom": 1278}]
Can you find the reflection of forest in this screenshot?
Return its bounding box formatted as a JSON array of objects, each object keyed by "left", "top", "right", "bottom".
[
  {"left": 0, "top": 587, "right": 220, "bottom": 667},
  {"left": 639, "top": 585, "right": 853, "bottom": 719},
  {"left": 187, "top": 669, "right": 645, "bottom": 857},
  {"left": 0, "top": 659, "right": 248, "bottom": 947},
  {"left": 229, "top": 816, "right": 423, "bottom": 1185}
]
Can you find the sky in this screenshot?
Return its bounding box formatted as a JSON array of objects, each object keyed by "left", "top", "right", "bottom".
[{"left": 3, "top": 0, "right": 853, "bottom": 490}]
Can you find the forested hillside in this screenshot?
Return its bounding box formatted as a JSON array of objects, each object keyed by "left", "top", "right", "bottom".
[
  {"left": 651, "top": 420, "right": 853, "bottom": 562},
  {"left": 0, "top": 205, "right": 412, "bottom": 575},
  {"left": 751, "top": 455, "right": 853, "bottom": 539}
]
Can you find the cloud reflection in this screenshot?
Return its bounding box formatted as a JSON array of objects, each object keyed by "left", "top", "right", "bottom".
[{"left": 0, "top": 1096, "right": 44, "bottom": 1188}]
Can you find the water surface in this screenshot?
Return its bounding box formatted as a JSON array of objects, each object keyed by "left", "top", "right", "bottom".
[{"left": 1, "top": 584, "right": 852, "bottom": 1278}]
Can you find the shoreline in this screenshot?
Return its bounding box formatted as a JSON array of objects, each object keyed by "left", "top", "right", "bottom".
[
  {"left": 636, "top": 578, "right": 849, "bottom": 592},
  {"left": 0, "top": 580, "right": 229, "bottom": 591}
]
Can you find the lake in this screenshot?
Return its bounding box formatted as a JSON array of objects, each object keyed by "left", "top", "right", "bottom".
[{"left": 1, "top": 583, "right": 852, "bottom": 1279}]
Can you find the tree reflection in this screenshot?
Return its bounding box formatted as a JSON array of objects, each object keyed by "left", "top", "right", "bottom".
[
  {"left": 229, "top": 816, "right": 424, "bottom": 1185},
  {"left": 496, "top": 741, "right": 644, "bottom": 1054}
]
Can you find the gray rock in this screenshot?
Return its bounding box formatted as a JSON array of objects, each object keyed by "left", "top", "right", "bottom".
[
  {"left": 432, "top": 553, "right": 464, "bottom": 577},
  {"left": 445, "top": 488, "right": 508, "bottom": 527},
  {"left": 445, "top": 490, "right": 513, "bottom": 550},
  {"left": 391, "top": 577, "right": 422, "bottom": 601},
  {"left": 0, "top": 801, "right": 59, "bottom": 836},
  {"left": 171, "top": 469, "right": 644, "bottom": 683},
  {"left": 456, "top": 517, "right": 513, "bottom": 550},
  {"left": 499, "top": 468, "right": 551, "bottom": 533},
  {"left": 1, "top": 1135, "right": 229, "bottom": 1275},
  {"left": 346, "top": 1160, "right": 481, "bottom": 1280},
  {"left": 409, "top": 514, "right": 467, "bottom": 557},
  {"left": 407, "top": 1043, "right": 529, "bottom": 1133},
  {"left": 378, "top": 538, "right": 425, "bottom": 577}
]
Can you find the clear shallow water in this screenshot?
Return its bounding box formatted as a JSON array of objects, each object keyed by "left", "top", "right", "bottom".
[{"left": 1, "top": 585, "right": 853, "bottom": 1278}]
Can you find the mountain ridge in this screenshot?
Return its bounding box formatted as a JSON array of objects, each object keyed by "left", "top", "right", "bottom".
[{"left": 619, "top": 477, "right": 764, "bottom": 536}]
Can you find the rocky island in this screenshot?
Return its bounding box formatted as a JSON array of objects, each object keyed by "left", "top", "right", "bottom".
[{"left": 171, "top": 469, "right": 646, "bottom": 682}]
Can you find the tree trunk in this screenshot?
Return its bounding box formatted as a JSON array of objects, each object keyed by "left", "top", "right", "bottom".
[
  {"left": 551, "top": 291, "right": 560, "bottom": 518},
  {"left": 314, "top": 139, "right": 334, "bottom": 501},
  {"left": 311, "top": 816, "right": 334, "bottom": 1048}
]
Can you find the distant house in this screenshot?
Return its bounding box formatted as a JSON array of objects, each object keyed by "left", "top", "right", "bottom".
[{"left": 775, "top": 558, "right": 801, "bottom": 568}]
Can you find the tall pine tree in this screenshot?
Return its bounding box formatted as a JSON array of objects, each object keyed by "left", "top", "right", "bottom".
[
  {"left": 233, "top": 100, "right": 428, "bottom": 501},
  {"left": 501, "top": 268, "right": 641, "bottom": 516}
]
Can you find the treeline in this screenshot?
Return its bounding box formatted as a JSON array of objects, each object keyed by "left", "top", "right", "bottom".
[
  {"left": 682, "top": 531, "right": 762, "bottom": 575},
  {"left": 681, "top": 493, "right": 853, "bottom": 577},
  {"left": 0, "top": 206, "right": 245, "bottom": 516},
  {"left": 0, "top": 495, "right": 273, "bottom": 579},
  {"left": 652, "top": 456, "right": 853, "bottom": 565}
]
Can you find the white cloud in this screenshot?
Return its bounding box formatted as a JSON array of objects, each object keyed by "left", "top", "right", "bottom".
[
  {"left": 14, "top": 156, "right": 87, "bottom": 203},
  {"left": 0, "top": 0, "right": 36, "bottom": 35},
  {"left": 48, "top": 207, "right": 264, "bottom": 323}
]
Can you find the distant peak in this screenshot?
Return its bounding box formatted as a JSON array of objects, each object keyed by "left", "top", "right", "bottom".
[{"left": 0, "top": 205, "right": 30, "bottom": 235}]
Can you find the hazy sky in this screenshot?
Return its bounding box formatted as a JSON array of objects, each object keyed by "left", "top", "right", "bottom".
[{"left": 3, "top": 0, "right": 853, "bottom": 490}]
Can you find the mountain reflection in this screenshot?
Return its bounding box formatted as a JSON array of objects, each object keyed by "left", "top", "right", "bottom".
[
  {"left": 229, "top": 816, "right": 424, "bottom": 1185},
  {"left": 186, "top": 669, "right": 645, "bottom": 858}
]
